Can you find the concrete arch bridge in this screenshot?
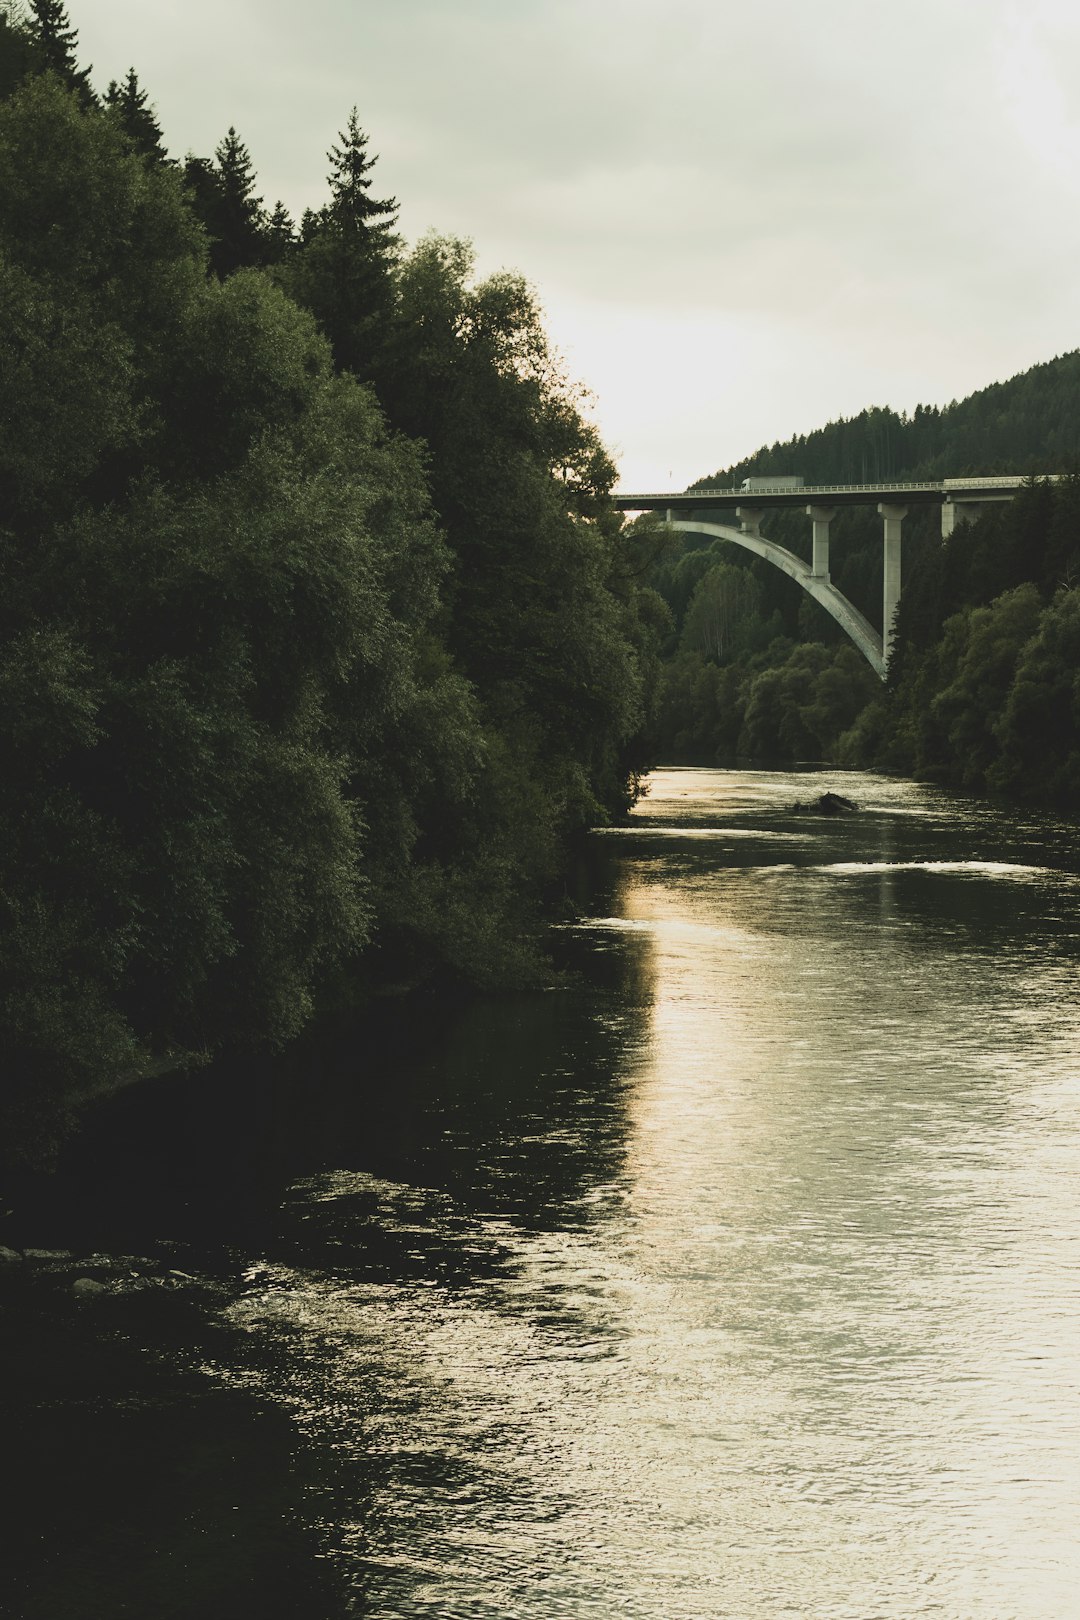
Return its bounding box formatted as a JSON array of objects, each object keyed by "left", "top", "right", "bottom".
[{"left": 614, "top": 476, "right": 1038, "bottom": 679}]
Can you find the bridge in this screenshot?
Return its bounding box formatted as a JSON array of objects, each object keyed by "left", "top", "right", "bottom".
[{"left": 613, "top": 476, "right": 1037, "bottom": 679}]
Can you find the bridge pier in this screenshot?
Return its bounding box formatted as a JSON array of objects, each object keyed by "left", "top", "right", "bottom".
[
  {"left": 941, "top": 499, "right": 985, "bottom": 538},
  {"left": 735, "top": 506, "right": 763, "bottom": 537},
  {"left": 878, "top": 503, "right": 907, "bottom": 668},
  {"left": 806, "top": 505, "right": 836, "bottom": 580}
]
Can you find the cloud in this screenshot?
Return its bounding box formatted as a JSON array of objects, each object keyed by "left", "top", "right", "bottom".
[{"left": 71, "top": 0, "right": 1080, "bottom": 484}]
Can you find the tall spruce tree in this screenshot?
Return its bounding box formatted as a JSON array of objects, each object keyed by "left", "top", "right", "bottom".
[
  {"left": 182, "top": 151, "right": 222, "bottom": 247},
  {"left": 287, "top": 108, "right": 398, "bottom": 379},
  {"left": 182, "top": 128, "right": 268, "bottom": 277},
  {"left": 27, "top": 0, "right": 93, "bottom": 101},
  {"left": 105, "top": 67, "right": 166, "bottom": 164},
  {"left": 327, "top": 109, "right": 397, "bottom": 241},
  {"left": 210, "top": 125, "right": 266, "bottom": 276},
  {"left": 264, "top": 199, "right": 296, "bottom": 264}
]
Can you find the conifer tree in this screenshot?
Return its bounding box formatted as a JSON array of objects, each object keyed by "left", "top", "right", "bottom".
[
  {"left": 210, "top": 125, "right": 266, "bottom": 276},
  {"left": 27, "top": 0, "right": 93, "bottom": 101},
  {"left": 264, "top": 200, "right": 296, "bottom": 264},
  {"left": 104, "top": 67, "right": 166, "bottom": 164},
  {"left": 327, "top": 109, "right": 397, "bottom": 243},
  {"left": 183, "top": 128, "right": 267, "bottom": 278},
  {"left": 182, "top": 151, "right": 222, "bottom": 245},
  {"left": 287, "top": 108, "right": 398, "bottom": 379}
]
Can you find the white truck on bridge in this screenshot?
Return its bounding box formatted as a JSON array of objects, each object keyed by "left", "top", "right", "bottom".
[{"left": 740, "top": 476, "right": 805, "bottom": 491}]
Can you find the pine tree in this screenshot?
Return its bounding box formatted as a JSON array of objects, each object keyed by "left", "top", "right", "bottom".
[
  {"left": 104, "top": 67, "right": 166, "bottom": 164},
  {"left": 211, "top": 125, "right": 266, "bottom": 276},
  {"left": 182, "top": 152, "right": 222, "bottom": 258},
  {"left": 288, "top": 109, "right": 398, "bottom": 379},
  {"left": 27, "top": 0, "right": 93, "bottom": 101},
  {"left": 183, "top": 129, "right": 268, "bottom": 278},
  {"left": 326, "top": 109, "right": 397, "bottom": 243},
  {"left": 264, "top": 200, "right": 296, "bottom": 264}
]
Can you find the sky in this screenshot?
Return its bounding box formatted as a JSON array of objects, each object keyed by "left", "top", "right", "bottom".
[{"left": 68, "top": 0, "right": 1080, "bottom": 491}]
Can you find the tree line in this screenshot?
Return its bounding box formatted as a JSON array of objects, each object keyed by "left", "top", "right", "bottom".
[
  {"left": 857, "top": 477, "right": 1080, "bottom": 801},
  {"left": 0, "top": 2, "right": 666, "bottom": 1153}
]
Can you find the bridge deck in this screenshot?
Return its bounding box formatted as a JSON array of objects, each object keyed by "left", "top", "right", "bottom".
[{"left": 613, "top": 475, "right": 1040, "bottom": 513}]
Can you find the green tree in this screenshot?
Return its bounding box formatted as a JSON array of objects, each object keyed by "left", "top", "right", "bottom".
[
  {"left": 285, "top": 108, "right": 398, "bottom": 379},
  {"left": 0, "top": 74, "right": 480, "bottom": 1145},
  {"left": 181, "top": 129, "right": 272, "bottom": 278},
  {"left": 104, "top": 67, "right": 166, "bottom": 164},
  {"left": 181, "top": 152, "right": 220, "bottom": 239},
  {"left": 916, "top": 585, "right": 1042, "bottom": 789},
  {"left": 738, "top": 642, "right": 877, "bottom": 762},
  {"left": 264, "top": 199, "right": 296, "bottom": 264},
  {"left": 387, "top": 236, "right": 654, "bottom": 814},
  {"left": 26, "top": 0, "right": 93, "bottom": 101},
  {"left": 1042, "top": 473, "right": 1080, "bottom": 592},
  {"left": 0, "top": 66, "right": 665, "bottom": 1160},
  {"left": 651, "top": 651, "right": 741, "bottom": 762},
  {"left": 360, "top": 231, "right": 665, "bottom": 969},
  {"left": 0, "top": 4, "right": 37, "bottom": 100},
  {"left": 0, "top": 76, "right": 205, "bottom": 523},
  {"left": 210, "top": 126, "right": 266, "bottom": 276},
  {"left": 990, "top": 588, "right": 1080, "bottom": 802},
  {"left": 682, "top": 562, "right": 764, "bottom": 661}
]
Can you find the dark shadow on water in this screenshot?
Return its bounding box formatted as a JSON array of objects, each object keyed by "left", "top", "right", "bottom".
[
  {"left": 0, "top": 1269, "right": 336, "bottom": 1620},
  {"left": 2, "top": 887, "right": 655, "bottom": 1618}
]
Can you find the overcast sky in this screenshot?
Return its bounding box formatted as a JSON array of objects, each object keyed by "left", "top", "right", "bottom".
[{"left": 71, "top": 0, "right": 1080, "bottom": 490}]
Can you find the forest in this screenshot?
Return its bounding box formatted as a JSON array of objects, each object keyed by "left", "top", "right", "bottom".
[{"left": 0, "top": 1, "right": 667, "bottom": 1155}]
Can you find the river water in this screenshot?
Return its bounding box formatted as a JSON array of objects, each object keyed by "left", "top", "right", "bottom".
[{"left": 10, "top": 767, "right": 1080, "bottom": 1618}]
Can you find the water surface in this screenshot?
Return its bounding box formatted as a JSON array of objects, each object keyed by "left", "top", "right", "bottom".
[
  {"left": 13, "top": 768, "right": 1080, "bottom": 1618},
  {"left": 227, "top": 769, "right": 1080, "bottom": 1617}
]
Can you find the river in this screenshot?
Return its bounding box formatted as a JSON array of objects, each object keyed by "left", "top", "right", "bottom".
[{"left": 7, "top": 767, "right": 1080, "bottom": 1618}]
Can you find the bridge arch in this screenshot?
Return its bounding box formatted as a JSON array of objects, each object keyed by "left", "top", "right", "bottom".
[{"left": 668, "top": 519, "right": 885, "bottom": 679}]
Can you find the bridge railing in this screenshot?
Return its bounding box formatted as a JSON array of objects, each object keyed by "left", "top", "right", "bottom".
[
  {"left": 941, "top": 475, "right": 1053, "bottom": 491},
  {"left": 617, "top": 475, "right": 1061, "bottom": 504},
  {"left": 686, "top": 481, "right": 943, "bottom": 498}
]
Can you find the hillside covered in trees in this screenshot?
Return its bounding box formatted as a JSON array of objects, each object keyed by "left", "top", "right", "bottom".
[
  {"left": 644, "top": 358, "right": 1080, "bottom": 787},
  {"left": 0, "top": 2, "right": 666, "bottom": 1155},
  {"left": 700, "top": 356, "right": 1080, "bottom": 490}
]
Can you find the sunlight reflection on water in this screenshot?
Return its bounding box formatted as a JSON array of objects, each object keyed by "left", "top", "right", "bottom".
[{"left": 221, "top": 768, "right": 1080, "bottom": 1618}]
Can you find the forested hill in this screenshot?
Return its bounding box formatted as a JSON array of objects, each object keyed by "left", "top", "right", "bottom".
[
  {"left": 0, "top": 2, "right": 666, "bottom": 1159},
  {"left": 693, "top": 352, "right": 1080, "bottom": 489}
]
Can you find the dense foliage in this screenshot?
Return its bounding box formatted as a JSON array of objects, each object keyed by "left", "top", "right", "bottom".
[
  {"left": 0, "top": 9, "right": 663, "bottom": 1149},
  {"left": 870, "top": 480, "right": 1080, "bottom": 801}
]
